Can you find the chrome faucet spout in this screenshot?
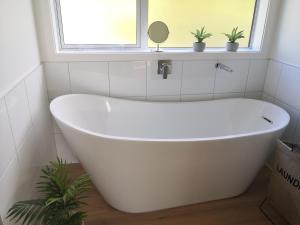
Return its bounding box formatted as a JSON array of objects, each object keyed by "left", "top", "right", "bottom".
[{"left": 215, "top": 63, "right": 234, "bottom": 72}]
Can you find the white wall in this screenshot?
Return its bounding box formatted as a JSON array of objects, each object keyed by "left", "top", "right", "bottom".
[
  {"left": 0, "top": 0, "right": 40, "bottom": 96},
  {"left": 271, "top": 0, "right": 300, "bottom": 67},
  {"left": 263, "top": 0, "right": 300, "bottom": 144},
  {"left": 0, "top": 1, "right": 56, "bottom": 224}
]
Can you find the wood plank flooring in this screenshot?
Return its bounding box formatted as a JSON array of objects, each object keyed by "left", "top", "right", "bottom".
[{"left": 69, "top": 165, "right": 287, "bottom": 225}]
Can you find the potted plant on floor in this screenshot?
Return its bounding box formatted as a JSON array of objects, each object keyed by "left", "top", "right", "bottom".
[
  {"left": 224, "top": 27, "right": 245, "bottom": 52},
  {"left": 191, "top": 27, "right": 212, "bottom": 52},
  {"left": 6, "top": 158, "right": 91, "bottom": 225}
]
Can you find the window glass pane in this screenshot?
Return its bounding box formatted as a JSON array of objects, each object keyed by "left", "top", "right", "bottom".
[
  {"left": 148, "top": 0, "right": 256, "bottom": 48},
  {"left": 59, "top": 0, "right": 137, "bottom": 45}
]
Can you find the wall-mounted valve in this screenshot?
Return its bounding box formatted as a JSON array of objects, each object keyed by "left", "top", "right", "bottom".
[{"left": 158, "top": 60, "right": 172, "bottom": 79}]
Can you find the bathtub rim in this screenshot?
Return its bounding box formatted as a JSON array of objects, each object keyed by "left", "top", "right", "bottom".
[{"left": 50, "top": 94, "right": 290, "bottom": 143}]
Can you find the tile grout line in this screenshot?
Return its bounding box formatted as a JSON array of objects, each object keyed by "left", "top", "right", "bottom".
[
  {"left": 273, "top": 62, "right": 284, "bottom": 100},
  {"left": 243, "top": 60, "right": 252, "bottom": 97},
  {"left": 3, "top": 96, "right": 20, "bottom": 174},
  {"left": 261, "top": 59, "right": 270, "bottom": 95},
  {"left": 42, "top": 64, "right": 52, "bottom": 102},
  {"left": 145, "top": 61, "right": 148, "bottom": 100},
  {"left": 107, "top": 62, "right": 111, "bottom": 97},
  {"left": 67, "top": 62, "right": 72, "bottom": 94},
  {"left": 179, "top": 61, "right": 184, "bottom": 102}
]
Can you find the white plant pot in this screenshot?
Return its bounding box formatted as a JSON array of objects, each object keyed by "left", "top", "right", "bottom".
[
  {"left": 193, "top": 42, "right": 206, "bottom": 52},
  {"left": 226, "top": 42, "right": 239, "bottom": 52}
]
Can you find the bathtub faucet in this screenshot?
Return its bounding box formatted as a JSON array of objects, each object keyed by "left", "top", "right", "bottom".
[
  {"left": 158, "top": 60, "right": 172, "bottom": 79},
  {"left": 215, "top": 63, "right": 234, "bottom": 73}
]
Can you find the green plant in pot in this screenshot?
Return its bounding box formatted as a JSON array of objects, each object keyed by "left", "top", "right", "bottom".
[
  {"left": 6, "top": 158, "right": 91, "bottom": 225},
  {"left": 191, "top": 27, "right": 212, "bottom": 52},
  {"left": 224, "top": 27, "right": 245, "bottom": 52}
]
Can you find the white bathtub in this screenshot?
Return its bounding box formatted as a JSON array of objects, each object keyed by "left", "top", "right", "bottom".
[{"left": 50, "top": 94, "right": 289, "bottom": 213}]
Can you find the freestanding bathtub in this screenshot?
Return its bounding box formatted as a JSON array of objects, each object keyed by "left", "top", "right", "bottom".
[{"left": 50, "top": 94, "right": 289, "bottom": 213}]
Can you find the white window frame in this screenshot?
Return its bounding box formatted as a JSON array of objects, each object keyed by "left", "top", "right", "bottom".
[{"left": 52, "top": 0, "right": 270, "bottom": 52}]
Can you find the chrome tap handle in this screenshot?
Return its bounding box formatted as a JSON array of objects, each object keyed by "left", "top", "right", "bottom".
[{"left": 161, "top": 63, "right": 169, "bottom": 79}]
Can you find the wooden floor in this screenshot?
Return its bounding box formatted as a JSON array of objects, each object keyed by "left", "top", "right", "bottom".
[{"left": 69, "top": 165, "right": 287, "bottom": 225}]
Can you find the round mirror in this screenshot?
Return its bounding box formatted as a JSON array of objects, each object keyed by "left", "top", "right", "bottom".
[{"left": 148, "top": 21, "right": 169, "bottom": 52}]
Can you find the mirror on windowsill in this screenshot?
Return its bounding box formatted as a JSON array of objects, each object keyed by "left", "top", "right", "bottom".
[{"left": 148, "top": 21, "right": 169, "bottom": 52}]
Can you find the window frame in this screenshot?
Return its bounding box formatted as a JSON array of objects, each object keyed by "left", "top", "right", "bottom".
[{"left": 53, "top": 0, "right": 262, "bottom": 51}]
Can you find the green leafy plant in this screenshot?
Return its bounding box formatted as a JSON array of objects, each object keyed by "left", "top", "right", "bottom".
[
  {"left": 191, "top": 27, "right": 212, "bottom": 43},
  {"left": 224, "top": 27, "right": 245, "bottom": 43},
  {"left": 7, "top": 158, "right": 91, "bottom": 225}
]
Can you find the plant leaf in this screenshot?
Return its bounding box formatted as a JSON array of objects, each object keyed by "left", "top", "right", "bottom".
[
  {"left": 191, "top": 26, "right": 213, "bottom": 42},
  {"left": 7, "top": 158, "right": 91, "bottom": 225}
]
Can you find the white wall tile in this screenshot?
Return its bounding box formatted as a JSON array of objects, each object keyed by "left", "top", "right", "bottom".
[
  {"left": 109, "top": 61, "right": 146, "bottom": 97},
  {"left": 276, "top": 64, "right": 300, "bottom": 110},
  {"left": 147, "top": 95, "right": 181, "bottom": 102},
  {"left": 274, "top": 99, "right": 300, "bottom": 143},
  {"left": 5, "top": 82, "right": 32, "bottom": 148},
  {"left": 181, "top": 94, "right": 213, "bottom": 102},
  {"left": 16, "top": 127, "right": 40, "bottom": 186},
  {"left": 35, "top": 120, "right": 57, "bottom": 165},
  {"left": 246, "top": 60, "right": 268, "bottom": 92},
  {"left": 263, "top": 60, "right": 282, "bottom": 97},
  {"left": 0, "top": 157, "right": 26, "bottom": 218},
  {"left": 69, "top": 62, "right": 109, "bottom": 96},
  {"left": 0, "top": 99, "right": 16, "bottom": 178},
  {"left": 44, "top": 63, "right": 70, "bottom": 99},
  {"left": 262, "top": 93, "right": 275, "bottom": 103},
  {"left": 245, "top": 91, "right": 263, "bottom": 100},
  {"left": 181, "top": 60, "right": 216, "bottom": 95},
  {"left": 55, "top": 133, "right": 78, "bottom": 163},
  {"left": 214, "top": 60, "right": 250, "bottom": 94},
  {"left": 214, "top": 92, "right": 244, "bottom": 100},
  {"left": 147, "top": 61, "right": 183, "bottom": 96}
]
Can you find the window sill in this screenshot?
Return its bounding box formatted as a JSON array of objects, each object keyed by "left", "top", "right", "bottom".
[{"left": 50, "top": 48, "right": 266, "bottom": 62}]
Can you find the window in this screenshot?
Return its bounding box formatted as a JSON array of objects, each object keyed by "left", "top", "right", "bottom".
[
  {"left": 148, "top": 0, "right": 256, "bottom": 48},
  {"left": 57, "top": 0, "right": 138, "bottom": 46},
  {"left": 54, "top": 0, "right": 262, "bottom": 50}
]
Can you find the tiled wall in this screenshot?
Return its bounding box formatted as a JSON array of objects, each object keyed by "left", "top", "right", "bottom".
[
  {"left": 0, "top": 65, "right": 56, "bottom": 224},
  {"left": 44, "top": 59, "right": 268, "bottom": 162},
  {"left": 45, "top": 59, "right": 268, "bottom": 101},
  {"left": 263, "top": 60, "right": 300, "bottom": 144}
]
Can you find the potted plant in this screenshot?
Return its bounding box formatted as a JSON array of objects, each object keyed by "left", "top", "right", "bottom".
[
  {"left": 224, "top": 27, "right": 245, "bottom": 52},
  {"left": 191, "top": 27, "right": 212, "bottom": 52},
  {"left": 6, "top": 158, "right": 91, "bottom": 225}
]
